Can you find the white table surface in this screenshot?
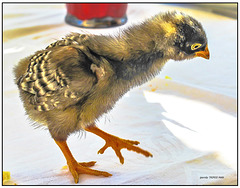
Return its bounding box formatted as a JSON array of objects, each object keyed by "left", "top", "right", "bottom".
[{"left": 3, "top": 3, "right": 237, "bottom": 185}]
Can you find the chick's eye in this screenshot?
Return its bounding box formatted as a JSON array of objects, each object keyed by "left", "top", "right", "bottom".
[{"left": 191, "top": 43, "right": 202, "bottom": 51}]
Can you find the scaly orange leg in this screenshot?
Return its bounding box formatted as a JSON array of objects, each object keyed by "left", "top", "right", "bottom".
[
  {"left": 84, "top": 125, "right": 153, "bottom": 164},
  {"left": 55, "top": 140, "right": 111, "bottom": 183}
]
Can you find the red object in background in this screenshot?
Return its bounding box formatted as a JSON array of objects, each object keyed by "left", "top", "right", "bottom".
[
  {"left": 66, "top": 3, "right": 127, "bottom": 20},
  {"left": 65, "top": 3, "right": 128, "bottom": 28}
]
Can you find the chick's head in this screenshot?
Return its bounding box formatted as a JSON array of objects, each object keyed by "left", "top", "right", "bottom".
[
  {"left": 175, "top": 13, "right": 209, "bottom": 61},
  {"left": 153, "top": 11, "right": 210, "bottom": 61}
]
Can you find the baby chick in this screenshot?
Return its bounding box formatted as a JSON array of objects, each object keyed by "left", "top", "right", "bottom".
[{"left": 14, "top": 11, "right": 209, "bottom": 183}]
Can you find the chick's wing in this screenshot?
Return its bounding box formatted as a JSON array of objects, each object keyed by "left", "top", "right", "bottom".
[{"left": 18, "top": 46, "right": 97, "bottom": 112}]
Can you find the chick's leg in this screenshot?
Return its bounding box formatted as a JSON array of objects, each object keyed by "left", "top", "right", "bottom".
[
  {"left": 55, "top": 140, "right": 111, "bottom": 183},
  {"left": 85, "top": 125, "right": 153, "bottom": 164}
]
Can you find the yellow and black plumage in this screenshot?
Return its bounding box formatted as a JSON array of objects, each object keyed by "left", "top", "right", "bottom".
[{"left": 14, "top": 11, "right": 209, "bottom": 183}]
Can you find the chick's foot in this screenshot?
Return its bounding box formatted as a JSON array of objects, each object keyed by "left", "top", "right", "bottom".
[
  {"left": 55, "top": 140, "right": 111, "bottom": 183},
  {"left": 85, "top": 125, "right": 153, "bottom": 164},
  {"left": 62, "top": 161, "right": 97, "bottom": 169},
  {"left": 67, "top": 160, "right": 111, "bottom": 183}
]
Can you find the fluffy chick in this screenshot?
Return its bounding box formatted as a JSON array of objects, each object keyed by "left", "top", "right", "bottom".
[{"left": 14, "top": 11, "right": 209, "bottom": 183}]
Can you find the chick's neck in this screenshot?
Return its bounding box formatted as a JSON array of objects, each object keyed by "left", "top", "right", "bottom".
[{"left": 88, "top": 24, "right": 171, "bottom": 85}]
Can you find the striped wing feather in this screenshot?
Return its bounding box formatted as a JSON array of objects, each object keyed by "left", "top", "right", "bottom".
[{"left": 18, "top": 49, "right": 83, "bottom": 112}]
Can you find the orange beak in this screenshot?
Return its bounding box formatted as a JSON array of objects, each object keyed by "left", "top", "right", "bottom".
[{"left": 195, "top": 45, "right": 210, "bottom": 59}]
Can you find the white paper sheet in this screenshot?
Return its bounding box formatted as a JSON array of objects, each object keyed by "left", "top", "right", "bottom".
[{"left": 3, "top": 3, "right": 237, "bottom": 185}]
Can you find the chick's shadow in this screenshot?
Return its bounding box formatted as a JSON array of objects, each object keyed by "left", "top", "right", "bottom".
[
  {"left": 98, "top": 87, "right": 198, "bottom": 164},
  {"left": 96, "top": 87, "right": 236, "bottom": 185},
  {"left": 102, "top": 87, "right": 196, "bottom": 135}
]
